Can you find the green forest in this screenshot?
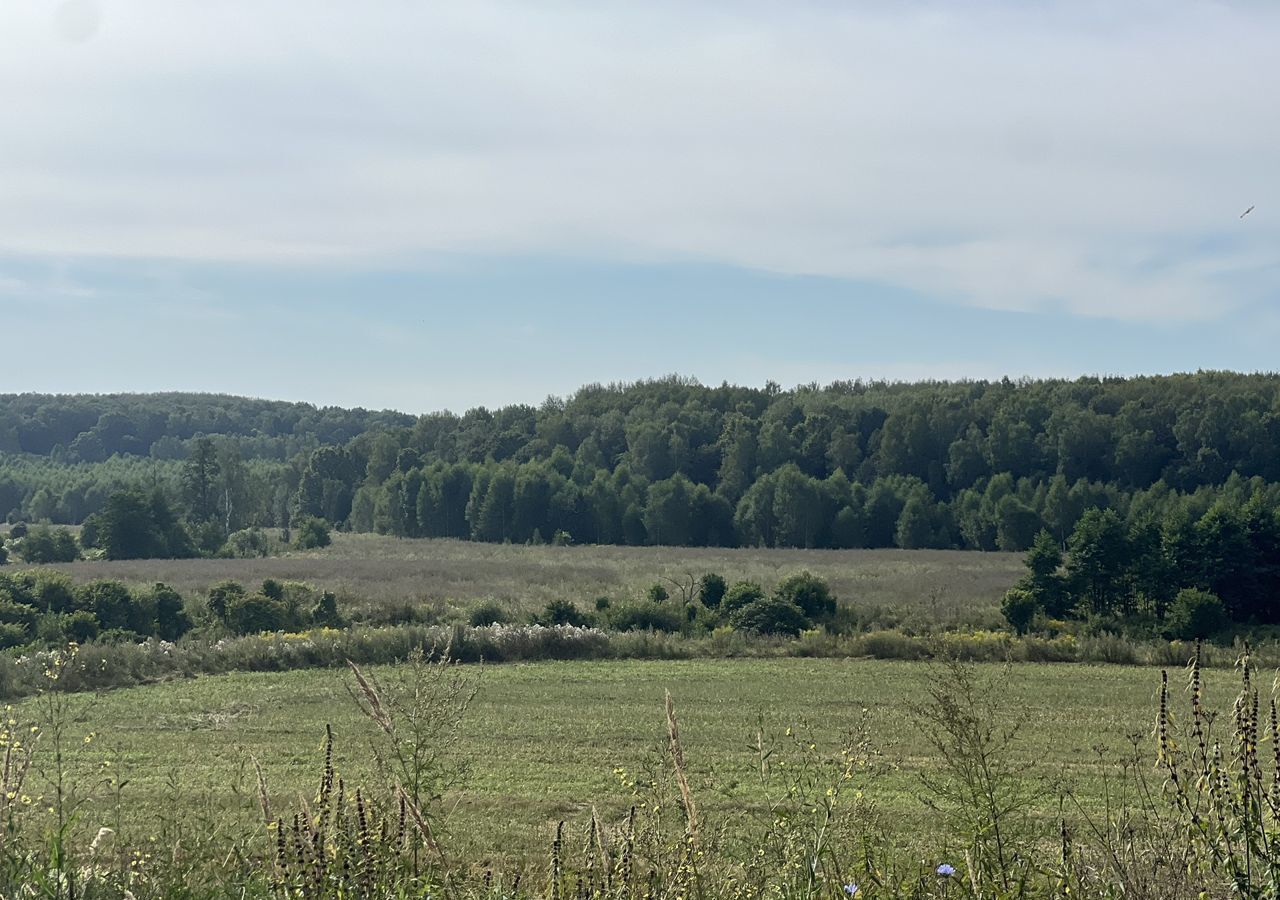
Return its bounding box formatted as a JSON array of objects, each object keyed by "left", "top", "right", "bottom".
[
  {"left": 3, "top": 374, "right": 1280, "bottom": 550},
  {"left": 4, "top": 373, "right": 1280, "bottom": 555}
]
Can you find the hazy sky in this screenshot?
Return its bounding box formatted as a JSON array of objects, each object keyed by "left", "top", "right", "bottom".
[{"left": 0, "top": 1, "right": 1276, "bottom": 413}]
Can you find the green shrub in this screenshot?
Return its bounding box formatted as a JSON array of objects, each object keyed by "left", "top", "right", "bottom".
[
  {"left": 0, "top": 622, "right": 28, "bottom": 650},
  {"left": 1001, "top": 587, "right": 1040, "bottom": 636},
  {"left": 728, "top": 597, "right": 811, "bottom": 636},
  {"left": 468, "top": 601, "right": 510, "bottom": 627},
  {"left": 594, "top": 597, "right": 612, "bottom": 612},
  {"left": 608, "top": 602, "right": 684, "bottom": 633},
  {"left": 699, "top": 573, "right": 727, "bottom": 608},
  {"left": 77, "top": 580, "right": 135, "bottom": 631},
  {"left": 721, "top": 580, "right": 766, "bottom": 614},
  {"left": 17, "top": 526, "right": 79, "bottom": 563},
  {"left": 293, "top": 516, "right": 331, "bottom": 550},
  {"left": 62, "top": 610, "right": 101, "bottom": 644},
  {"left": 646, "top": 583, "right": 670, "bottom": 603},
  {"left": 310, "top": 590, "right": 344, "bottom": 628},
  {"left": 30, "top": 571, "right": 76, "bottom": 615},
  {"left": 1167, "top": 588, "right": 1226, "bottom": 640},
  {"left": 226, "top": 593, "right": 288, "bottom": 634},
  {"left": 225, "top": 527, "right": 271, "bottom": 558},
  {"left": 532, "top": 599, "right": 590, "bottom": 627},
  {"left": 0, "top": 599, "right": 37, "bottom": 635},
  {"left": 206, "top": 580, "right": 247, "bottom": 620},
  {"left": 149, "top": 583, "right": 192, "bottom": 640},
  {"left": 773, "top": 572, "right": 837, "bottom": 622}
]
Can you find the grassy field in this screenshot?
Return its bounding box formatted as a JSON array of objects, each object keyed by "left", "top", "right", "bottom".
[
  {"left": 21, "top": 655, "right": 1182, "bottom": 865},
  {"left": 30, "top": 533, "right": 1024, "bottom": 629}
]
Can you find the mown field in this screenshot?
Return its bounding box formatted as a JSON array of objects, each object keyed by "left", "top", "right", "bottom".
[
  {"left": 20, "top": 655, "right": 1186, "bottom": 864},
  {"left": 31, "top": 532, "right": 1024, "bottom": 630}
]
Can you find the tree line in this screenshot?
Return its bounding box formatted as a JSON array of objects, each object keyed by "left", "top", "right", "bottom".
[{"left": 5, "top": 372, "right": 1280, "bottom": 552}]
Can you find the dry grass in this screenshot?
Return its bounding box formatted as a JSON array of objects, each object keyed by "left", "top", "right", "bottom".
[{"left": 25, "top": 533, "right": 1023, "bottom": 628}]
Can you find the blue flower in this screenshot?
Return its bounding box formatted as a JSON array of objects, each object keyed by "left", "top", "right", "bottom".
[
  {"left": 843, "top": 884, "right": 859, "bottom": 896},
  {"left": 936, "top": 863, "right": 956, "bottom": 877}
]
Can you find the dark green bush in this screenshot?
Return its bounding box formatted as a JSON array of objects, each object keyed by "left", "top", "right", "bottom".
[
  {"left": 1001, "top": 587, "right": 1040, "bottom": 636},
  {"left": 532, "top": 599, "right": 591, "bottom": 627},
  {"left": 728, "top": 597, "right": 811, "bottom": 636},
  {"left": 148, "top": 583, "right": 192, "bottom": 640},
  {"left": 1167, "top": 588, "right": 1226, "bottom": 640},
  {"left": 206, "top": 580, "right": 247, "bottom": 620},
  {"left": 225, "top": 527, "right": 270, "bottom": 558},
  {"left": 293, "top": 516, "right": 331, "bottom": 550},
  {"left": 0, "top": 622, "right": 28, "bottom": 649},
  {"left": 468, "top": 601, "right": 510, "bottom": 627},
  {"left": 699, "top": 573, "right": 727, "bottom": 608},
  {"left": 17, "top": 526, "right": 79, "bottom": 563},
  {"left": 608, "top": 603, "right": 684, "bottom": 633},
  {"left": 774, "top": 572, "right": 837, "bottom": 621},
  {"left": 721, "top": 580, "right": 766, "bottom": 614},
  {"left": 646, "top": 583, "right": 670, "bottom": 603},
  {"left": 311, "top": 590, "right": 345, "bottom": 628},
  {"left": 226, "top": 593, "right": 288, "bottom": 634},
  {"left": 77, "top": 580, "right": 135, "bottom": 631}
]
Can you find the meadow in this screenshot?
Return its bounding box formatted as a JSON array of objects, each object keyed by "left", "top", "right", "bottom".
[
  {"left": 32, "top": 532, "right": 1025, "bottom": 631},
  {"left": 23, "top": 655, "right": 1173, "bottom": 864}
]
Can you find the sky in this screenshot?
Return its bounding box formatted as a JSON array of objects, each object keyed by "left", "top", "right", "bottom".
[{"left": 0, "top": 0, "right": 1277, "bottom": 414}]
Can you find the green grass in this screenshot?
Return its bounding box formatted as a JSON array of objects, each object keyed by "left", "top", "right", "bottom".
[
  {"left": 28, "top": 532, "right": 1024, "bottom": 629},
  {"left": 21, "top": 656, "right": 1178, "bottom": 864}
]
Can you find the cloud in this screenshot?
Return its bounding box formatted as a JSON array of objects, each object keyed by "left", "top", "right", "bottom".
[{"left": 0, "top": 1, "right": 1276, "bottom": 321}]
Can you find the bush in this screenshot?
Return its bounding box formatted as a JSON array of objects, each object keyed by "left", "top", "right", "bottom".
[
  {"left": 310, "top": 590, "right": 344, "bottom": 628},
  {"left": 532, "top": 599, "right": 590, "bottom": 627},
  {"left": 149, "top": 583, "right": 192, "bottom": 640},
  {"left": 699, "top": 573, "right": 727, "bottom": 608},
  {"left": 774, "top": 572, "right": 837, "bottom": 622},
  {"left": 17, "top": 526, "right": 79, "bottom": 564},
  {"left": 226, "top": 593, "right": 288, "bottom": 634},
  {"left": 468, "top": 601, "right": 510, "bottom": 627},
  {"left": 608, "top": 602, "right": 684, "bottom": 633},
  {"left": 0, "top": 622, "right": 28, "bottom": 650},
  {"left": 77, "top": 580, "right": 135, "bottom": 631},
  {"left": 207, "top": 580, "right": 247, "bottom": 620},
  {"left": 0, "top": 537, "right": 7, "bottom": 566},
  {"left": 225, "top": 527, "right": 271, "bottom": 558},
  {"left": 646, "top": 583, "right": 670, "bottom": 603},
  {"left": 1167, "top": 588, "right": 1226, "bottom": 640},
  {"left": 1001, "top": 587, "right": 1040, "bottom": 636},
  {"left": 728, "top": 597, "right": 811, "bottom": 637},
  {"left": 8, "top": 522, "right": 28, "bottom": 539},
  {"left": 293, "top": 516, "right": 331, "bottom": 550},
  {"left": 721, "top": 580, "right": 766, "bottom": 614}
]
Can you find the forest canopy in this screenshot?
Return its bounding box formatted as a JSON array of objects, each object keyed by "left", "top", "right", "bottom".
[{"left": 3, "top": 372, "right": 1280, "bottom": 554}]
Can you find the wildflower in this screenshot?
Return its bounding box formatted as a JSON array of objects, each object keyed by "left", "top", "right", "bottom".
[
  {"left": 936, "top": 863, "right": 956, "bottom": 877},
  {"left": 844, "top": 884, "right": 860, "bottom": 896}
]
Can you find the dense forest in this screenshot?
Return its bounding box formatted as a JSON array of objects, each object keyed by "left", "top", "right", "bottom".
[{"left": 3, "top": 373, "right": 1280, "bottom": 555}]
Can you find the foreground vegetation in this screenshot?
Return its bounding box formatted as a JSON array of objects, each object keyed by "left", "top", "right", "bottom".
[{"left": 0, "top": 647, "right": 1273, "bottom": 897}]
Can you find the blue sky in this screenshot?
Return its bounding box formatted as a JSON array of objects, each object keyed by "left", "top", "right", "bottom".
[{"left": 0, "top": 1, "right": 1277, "bottom": 414}]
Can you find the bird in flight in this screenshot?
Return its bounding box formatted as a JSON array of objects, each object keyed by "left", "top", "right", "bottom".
[{"left": 1241, "top": 205, "right": 1255, "bottom": 219}]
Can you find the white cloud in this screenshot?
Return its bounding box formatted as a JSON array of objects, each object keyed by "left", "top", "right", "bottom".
[{"left": 0, "top": 1, "right": 1276, "bottom": 320}]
